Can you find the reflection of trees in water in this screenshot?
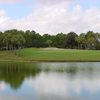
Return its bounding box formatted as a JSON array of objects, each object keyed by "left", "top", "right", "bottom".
[
  {"left": 0, "top": 62, "right": 97, "bottom": 90},
  {"left": 42, "top": 66, "right": 78, "bottom": 74},
  {"left": 66, "top": 66, "right": 78, "bottom": 74},
  {"left": 41, "top": 64, "right": 96, "bottom": 79},
  {"left": 0, "top": 62, "right": 41, "bottom": 90},
  {"left": 0, "top": 62, "right": 79, "bottom": 90}
]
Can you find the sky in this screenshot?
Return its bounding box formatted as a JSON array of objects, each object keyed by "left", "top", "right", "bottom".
[{"left": 0, "top": 0, "right": 100, "bottom": 35}]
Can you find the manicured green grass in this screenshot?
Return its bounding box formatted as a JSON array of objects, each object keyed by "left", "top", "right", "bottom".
[
  {"left": 0, "top": 48, "right": 100, "bottom": 62},
  {"left": 16, "top": 48, "right": 100, "bottom": 62}
]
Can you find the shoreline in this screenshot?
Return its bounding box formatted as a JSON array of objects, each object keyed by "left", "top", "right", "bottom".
[{"left": 0, "top": 59, "right": 100, "bottom": 63}]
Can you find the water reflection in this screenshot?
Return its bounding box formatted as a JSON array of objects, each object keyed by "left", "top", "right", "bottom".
[
  {"left": 0, "top": 62, "right": 100, "bottom": 100},
  {"left": 0, "top": 62, "right": 41, "bottom": 90}
]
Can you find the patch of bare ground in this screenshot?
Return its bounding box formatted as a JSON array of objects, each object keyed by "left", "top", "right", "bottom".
[{"left": 42, "top": 47, "right": 66, "bottom": 50}]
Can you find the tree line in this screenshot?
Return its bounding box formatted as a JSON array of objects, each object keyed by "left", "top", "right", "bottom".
[{"left": 0, "top": 29, "right": 100, "bottom": 50}]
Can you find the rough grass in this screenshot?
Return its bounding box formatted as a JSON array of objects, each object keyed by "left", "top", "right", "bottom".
[
  {"left": 16, "top": 48, "right": 100, "bottom": 62},
  {"left": 0, "top": 50, "right": 23, "bottom": 62}
]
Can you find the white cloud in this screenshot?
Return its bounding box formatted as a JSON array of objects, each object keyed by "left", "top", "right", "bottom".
[
  {"left": 0, "top": 81, "right": 6, "bottom": 91},
  {"left": 0, "top": 0, "right": 100, "bottom": 35},
  {"left": 0, "top": 0, "right": 22, "bottom": 3},
  {"left": 37, "top": 0, "right": 73, "bottom": 5},
  {"left": 26, "top": 72, "right": 100, "bottom": 98},
  {"left": 0, "top": 10, "right": 13, "bottom": 31}
]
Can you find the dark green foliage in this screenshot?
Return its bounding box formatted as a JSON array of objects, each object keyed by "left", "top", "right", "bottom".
[
  {"left": 46, "top": 39, "right": 52, "bottom": 47},
  {"left": 0, "top": 29, "right": 100, "bottom": 50},
  {"left": 76, "top": 33, "right": 87, "bottom": 49},
  {"left": 42, "top": 34, "right": 54, "bottom": 47},
  {"left": 65, "top": 32, "right": 78, "bottom": 49},
  {"left": 55, "top": 33, "right": 67, "bottom": 48}
]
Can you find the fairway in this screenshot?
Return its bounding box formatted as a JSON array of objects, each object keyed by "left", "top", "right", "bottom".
[{"left": 16, "top": 48, "right": 100, "bottom": 62}]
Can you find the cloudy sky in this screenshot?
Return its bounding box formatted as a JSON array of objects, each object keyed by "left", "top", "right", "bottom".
[{"left": 0, "top": 0, "right": 100, "bottom": 34}]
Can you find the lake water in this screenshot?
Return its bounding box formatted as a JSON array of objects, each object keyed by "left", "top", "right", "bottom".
[{"left": 0, "top": 62, "right": 100, "bottom": 100}]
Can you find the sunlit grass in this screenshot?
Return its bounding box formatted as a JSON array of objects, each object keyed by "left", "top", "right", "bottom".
[
  {"left": 0, "top": 48, "right": 100, "bottom": 62},
  {"left": 17, "top": 48, "right": 100, "bottom": 62}
]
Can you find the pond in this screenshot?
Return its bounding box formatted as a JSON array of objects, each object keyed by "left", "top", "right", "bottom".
[{"left": 0, "top": 62, "right": 100, "bottom": 100}]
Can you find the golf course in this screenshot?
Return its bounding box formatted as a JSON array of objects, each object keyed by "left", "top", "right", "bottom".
[{"left": 0, "top": 48, "right": 100, "bottom": 62}]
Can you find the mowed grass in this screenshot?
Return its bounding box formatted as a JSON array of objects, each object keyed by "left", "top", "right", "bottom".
[{"left": 17, "top": 48, "right": 100, "bottom": 62}]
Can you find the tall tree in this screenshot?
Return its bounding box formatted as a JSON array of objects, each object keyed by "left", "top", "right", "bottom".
[
  {"left": 65, "top": 32, "right": 78, "bottom": 49},
  {"left": 76, "top": 33, "right": 87, "bottom": 49},
  {"left": 85, "top": 31, "right": 96, "bottom": 49},
  {"left": 55, "top": 33, "right": 66, "bottom": 48}
]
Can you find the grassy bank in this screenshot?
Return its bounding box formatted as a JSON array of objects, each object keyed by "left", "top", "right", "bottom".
[
  {"left": 16, "top": 48, "right": 100, "bottom": 62},
  {"left": 0, "top": 50, "right": 23, "bottom": 62},
  {"left": 0, "top": 48, "right": 100, "bottom": 62}
]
